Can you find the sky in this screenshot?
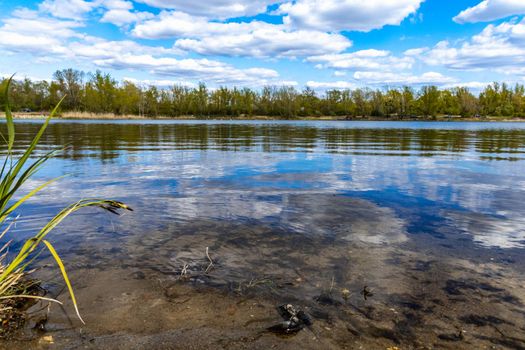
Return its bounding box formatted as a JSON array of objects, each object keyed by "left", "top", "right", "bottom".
[{"left": 1, "top": 0, "right": 525, "bottom": 91}]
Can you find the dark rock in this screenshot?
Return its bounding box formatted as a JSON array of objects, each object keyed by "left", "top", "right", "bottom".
[{"left": 268, "top": 304, "right": 312, "bottom": 335}]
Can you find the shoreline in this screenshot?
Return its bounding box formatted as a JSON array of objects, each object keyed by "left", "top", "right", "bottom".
[{"left": 6, "top": 112, "right": 525, "bottom": 122}]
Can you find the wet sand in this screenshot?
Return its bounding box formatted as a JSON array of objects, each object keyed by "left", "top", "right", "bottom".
[
  {"left": 4, "top": 195, "right": 525, "bottom": 349},
  {"left": 5, "top": 257, "right": 525, "bottom": 349}
]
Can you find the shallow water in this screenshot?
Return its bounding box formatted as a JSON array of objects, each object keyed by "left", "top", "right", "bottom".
[{"left": 3, "top": 120, "right": 525, "bottom": 349}]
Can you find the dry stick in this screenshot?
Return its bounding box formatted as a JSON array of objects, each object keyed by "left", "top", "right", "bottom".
[
  {"left": 0, "top": 295, "right": 63, "bottom": 304},
  {"left": 329, "top": 276, "right": 335, "bottom": 294},
  {"left": 0, "top": 215, "right": 19, "bottom": 243},
  {"left": 205, "top": 247, "right": 214, "bottom": 273},
  {"left": 181, "top": 263, "right": 188, "bottom": 277}
]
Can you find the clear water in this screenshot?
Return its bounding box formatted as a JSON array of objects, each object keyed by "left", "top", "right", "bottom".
[{"left": 4, "top": 120, "right": 525, "bottom": 348}]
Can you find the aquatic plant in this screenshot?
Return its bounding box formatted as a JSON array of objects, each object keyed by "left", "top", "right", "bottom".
[{"left": 0, "top": 76, "right": 131, "bottom": 324}]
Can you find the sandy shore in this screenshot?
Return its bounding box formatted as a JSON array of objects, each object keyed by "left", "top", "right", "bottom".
[{"left": 5, "top": 112, "right": 525, "bottom": 122}]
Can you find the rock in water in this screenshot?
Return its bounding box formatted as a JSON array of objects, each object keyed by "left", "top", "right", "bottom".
[{"left": 267, "top": 304, "right": 312, "bottom": 335}]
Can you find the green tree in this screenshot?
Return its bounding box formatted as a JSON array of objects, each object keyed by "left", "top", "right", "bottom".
[
  {"left": 53, "top": 69, "right": 84, "bottom": 111},
  {"left": 418, "top": 86, "right": 441, "bottom": 117}
]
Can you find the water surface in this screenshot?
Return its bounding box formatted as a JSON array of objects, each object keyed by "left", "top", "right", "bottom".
[{"left": 4, "top": 120, "right": 525, "bottom": 349}]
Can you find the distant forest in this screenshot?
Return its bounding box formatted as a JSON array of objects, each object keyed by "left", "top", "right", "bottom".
[{"left": 2, "top": 69, "right": 525, "bottom": 118}]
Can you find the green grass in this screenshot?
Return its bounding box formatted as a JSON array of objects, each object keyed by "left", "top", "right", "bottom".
[{"left": 0, "top": 76, "right": 132, "bottom": 324}]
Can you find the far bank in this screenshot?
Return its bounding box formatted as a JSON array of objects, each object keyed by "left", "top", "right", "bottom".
[{"left": 5, "top": 112, "right": 525, "bottom": 122}]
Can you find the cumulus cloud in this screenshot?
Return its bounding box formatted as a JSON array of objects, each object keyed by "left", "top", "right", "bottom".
[
  {"left": 353, "top": 71, "right": 456, "bottom": 85},
  {"left": 92, "top": 54, "right": 283, "bottom": 85},
  {"left": 442, "top": 81, "right": 492, "bottom": 90},
  {"left": 306, "top": 72, "right": 456, "bottom": 91},
  {"left": 0, "top": 10, "right": 83, "bottom": 55},
  {"left": 416, "top": 19, "right": 525, "bottom": 73},
  {"left": 4, "top": 0, "right": 431, "bottom": 76},
  {"left": 0, "top": 7, "right": 286, "bottom": 87},
  {"left": 123, "top": 77, "right": 197, "bottom": 88},
  {"left": 100, "top": 0, "right": 154, "bottom": 26},
  {"left": 278, "top": 0, "right": 424, "bottom": 32},
  {"left": 404, "top": 47, "right": 428, "bottom": 56},
  {"left": 93, "top": 52, "right": 289, "bottom": 86},
  {"left": 306, "top": 49, "right": 414, "bottom": 71},
  {"left": 306, "top": 81, "right": 356, "bottom": 90},
  {"left": 3, "top": 0, "right": 500, "bottom": 89},
  {"left": 174, "top": 29, "right": 350, "bottom": 58},
  {"left": 132, "top": 11, "right": 351, "bottom": 58},
  {"left": 0, "top": 9, "right": 173, "bottom": 58},
  {"left": 132, "top": 11, "right": 202, "bottom": 38},
  {"left": 454, "top": 0, "right": 525, "bottom": 24},
  {"left": 68, "top": 37, "right": 180, "bottom": 60},
  {"left": 39, "top": 0, "right": 97, "bottom": 20},
  {"left": 39, "top": 0, "right": 154, "bottom": 26},
  {"left": 134, "top": 0, "right": 279, "bottom": 18}
]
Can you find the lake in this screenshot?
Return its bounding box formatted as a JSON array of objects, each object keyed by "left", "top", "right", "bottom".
[{"left": 5, "top": 120, "right": 525, "bottom": 349}]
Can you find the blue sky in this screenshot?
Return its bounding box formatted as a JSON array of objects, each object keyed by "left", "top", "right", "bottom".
[{"left": 1, "top": 0, "right": 525, "bottom": 91}]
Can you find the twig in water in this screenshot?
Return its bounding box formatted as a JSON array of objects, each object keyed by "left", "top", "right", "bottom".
[
  {"left": 329, "top": 276, "right": 335, "bottom": 294},
  {"left": 234, "top": 282, "right": 244, "bottom": 294},
  {"left": 180, "top": 263, "right": 189, "bottom": 277},
  {"left": 205, "top": 247, "right": 214, "bottom": 273}
]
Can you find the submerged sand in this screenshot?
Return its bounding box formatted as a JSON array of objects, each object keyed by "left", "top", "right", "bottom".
[{"left": 3, "top": 195, "right": 525, "bottom": 349}]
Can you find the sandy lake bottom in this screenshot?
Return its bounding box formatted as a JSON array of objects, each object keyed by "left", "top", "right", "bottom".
[{"left": 2, "top": 120, "right": 525, "bottom": 349}]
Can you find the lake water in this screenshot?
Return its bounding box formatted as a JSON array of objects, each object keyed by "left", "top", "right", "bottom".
[{"left": 5, "top": 120, "right": 525, "bottom": 349}]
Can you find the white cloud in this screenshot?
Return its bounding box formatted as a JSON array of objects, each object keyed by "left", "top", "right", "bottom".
[
  {"left": 68, "top": 37, "right": 181, "bottom": 60},
  {"left": 278, "top": 0, "right": 424, "bottom": 32},
  {"left": 0, "top": 7, "right": 285, "bottom": 87},
  {"left": 100, "top": 9, "right": 153, "bottom": 26},
  {"left": 132, "top": 11, "right": 351, "bottom": 58},
  {"left": 442, "top": 81, "right": 492, "bottom": 90},
  {"left": 132, "top": 11, "right": 202, "bottom": 38},
  {"left": 134, "top": 0, "right": 279, "bottom": 19},
  {"left": 6, "top": 0, "right": 514, "bottom": 90},
  {"left": 123, "top": 77, "right": 196, "bottom": 88},
  {"left": 454, "top": 0, "right": 525, "bottom": 24},
  {"left": 93, "top": 54, "right": 283, "bottom": 85},
  {"left": 305, "top": 50, "right": 444, "bottom": 88},
  {"left": 39, "top": 0, "right": 153, "bottom": 26},
  {"left": 306, "top": 81, "right": 356, "bottom": 90},
  {"left": 353, "top": 71, "right": 457, "bottom": 85},
  {"left": 404, "top": 47, "right": 428, "bottom": 56},
  {"left": 100, "top": 0, "right": 154, "bottom": 26},
  {"left": 306, "top": 50, "right": 414, "bottom": 71},
  {"left": 39, "top": 0, "right": 98, "bottom": 20},
  {"left": 174, "top": 28, "right": 350, "bottom": 58},
  {"left": 0, "top": 10, "right": 83, "bottom": 54},
  {"left": 306, "top": 72, "right": 457, "bottom": 90},
  {"left": 417, "top": 19, "right": 525, "bottom": 73}
]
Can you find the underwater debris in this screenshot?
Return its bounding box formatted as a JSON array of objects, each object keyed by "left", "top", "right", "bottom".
[
  {"left": 361, "top": 286, "right": 374, "bottom": 301},
  {"left": 341, "top": 288, "right": 351, "bottom": 301},
  {"left": 267, "top": 304, "right": 312, "bottom": 335},
  {"left": 205, "top": 247, "right": 214, "bottom": 273}
]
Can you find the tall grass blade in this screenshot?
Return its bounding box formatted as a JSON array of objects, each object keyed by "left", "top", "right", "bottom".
[
  {"left": 4, "top": 75, "right": 15, "bottom": 153},
  {"left": 0, "top": 96, "right": 65, "bottom": 205},
  {"left": 0, "top": 76, "right": 131, "bottom": 326},
  {"left": 0, "top": 176, "right": 64, "bottom": 222},
  {"left": 41, "top": 240, "right": 85, "bottom": 324}
]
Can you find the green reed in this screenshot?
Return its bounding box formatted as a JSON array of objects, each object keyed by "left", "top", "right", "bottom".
[{"left": 0, "top": 76, "right": 131, "bottom": 324}]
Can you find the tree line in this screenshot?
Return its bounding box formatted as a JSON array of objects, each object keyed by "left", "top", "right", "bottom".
[{"left": 1, "top": 68, "right": 525, "bottom": 118}]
